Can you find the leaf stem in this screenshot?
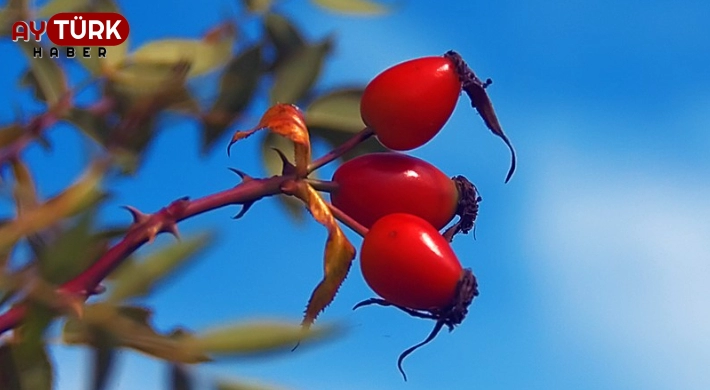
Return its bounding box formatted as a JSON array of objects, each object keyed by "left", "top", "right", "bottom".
[{"left": 307, "top": 127, "right": 375, "bottom": 173}]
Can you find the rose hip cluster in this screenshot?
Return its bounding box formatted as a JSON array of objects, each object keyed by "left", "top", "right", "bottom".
[{"left": 330, "top": 51, "right": 514, "bottom": 380}]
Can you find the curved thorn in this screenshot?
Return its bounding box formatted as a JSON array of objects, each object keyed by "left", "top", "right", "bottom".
[
  {"left": 397, "top": 321, "right": 446, "bottom": 382},
  {"left": 227, "top": 167, "right": 252, "bottom": 181},
  {"left": 122, "top": 205, "right": 148, "bottom": 224},
  {"left": 165, "top": 223, "right": 181, "bottom": 241},
  {"left": 227, "top": 140, "right": 236, "bottom": 157},
  {"left": 271, "top": 147, "right": 296, "bottom": 175},
  {"left": 232, "top": 202, "right": 253, "bottom": 219}
]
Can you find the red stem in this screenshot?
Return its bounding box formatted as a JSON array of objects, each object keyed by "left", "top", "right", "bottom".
[
  {"left": 0, "top": 175, "right": 291, "bottom": 335},
  {"left": 0, "top": 116, "right": 376, "bottom": 335}
]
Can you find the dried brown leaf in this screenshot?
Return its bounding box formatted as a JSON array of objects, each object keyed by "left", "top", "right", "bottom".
[{"left": 229, "top": 104, "right": 311, "bottom": 177}]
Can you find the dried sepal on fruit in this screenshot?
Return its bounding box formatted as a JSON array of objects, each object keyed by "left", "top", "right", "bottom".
[{"left": 444, "top": 50, "right": 517, "bottom": 183}]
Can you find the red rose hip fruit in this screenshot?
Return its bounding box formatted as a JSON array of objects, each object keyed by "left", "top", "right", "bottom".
[
  {"left": 360, "top": 56, "right": 462, "bottom": 150},
  {"left": 331, "top": 152, "right": 458, "bottom": 230},
  {"left": 360, "top": 213, "right": 463, "bottom": 310}
]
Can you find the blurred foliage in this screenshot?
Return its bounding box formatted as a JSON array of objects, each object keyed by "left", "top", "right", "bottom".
[{"left": 0, "top": 0, "right": 392, "bottom": 387}]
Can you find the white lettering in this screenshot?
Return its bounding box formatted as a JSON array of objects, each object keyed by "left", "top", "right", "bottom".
[
  {"left": 105, "top": 20, "right": 121, "bottom": 39},
  {"left": 70, "top": 16, "right": 86, "bottom": 39},
  {"left": 88, "top": 20, "right": 103, "bottom": 39},
  {"left": 53, "top": 20, "right": 69, "bottom": 39}
]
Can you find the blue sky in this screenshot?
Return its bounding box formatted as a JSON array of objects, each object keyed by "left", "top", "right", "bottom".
[{"left": 2, "top": 0, "right": 710, "bottom": 389}]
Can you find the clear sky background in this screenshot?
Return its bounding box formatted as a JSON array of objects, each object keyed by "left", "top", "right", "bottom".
[{"left": 1, "top": 0, "right": 709, "bottom": 389}]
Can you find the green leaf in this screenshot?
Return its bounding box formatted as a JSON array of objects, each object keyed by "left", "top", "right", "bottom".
[
  {"left": 38, "top": 0, "right": 92, "bottom": 17},
  {"left": 0, "top": 0, "right": 29, "bottom": 37},
  {"left": 0, "top": 344, "right": 22, "bottom": 390},
  {"left": 0, "top": 160, "right": 106, "bottom": 253},
  {"left": 305, "top": 86, "right": 382, "bottom": 162},
  {"left": 0, "top": 342, "right": 52, "bottom": 390},
  {"left": 310, "top": 127, "right": 387, "bottom": 162},
  {"left": 243, "top": 0, "right": 273, "bottom": 13},
  {"left": 10, "top": 158, "right": 38, "bottom": 214},
  {"left": 202, "top": 45, "right": 263, "bottom": 154},
  {"left": 306, "top": 88, "right": 365, "bottom": 133},
  {"left": 184, "top": 321, "right": 338, "bottom": 357},
  {"left": 18, "top": 41, "right": 68, "bottom": 108},
  {"left": 2, "top": 303, "right": 55, "bottom": 390},
  {"left": 260, "top": 132, "right": 306, "bottom": 223},
  {"left": 108, "top": 231, "right": 215, "bottom": 302},
  {"left": 36, "top": 210, "right": 106, "bottom": 285},
  {"left": 264, "top": 13, "right": 305, "bottom": 64},
  {"left": 216, "top": 378, "right": 285, "bottom": 390},
  {"left": 63, "top": 304, "right": 211, "bottom": 364},
  {"left": 65, "top": 107, "right": 112, "bottom": 146},
  {"left": 108, "top": 61, "right": 188, "bottom": 99},
  {"left": 129, "top": 23, "right": 235, "bottom": 78},
  {"left": 270, "top": 39, "right": 333, "bottom": 105},
  {"left": 311, "top": 0, "right": 389, "bottom": 15},
  {"left": 0, "top": 123, "right": 23, "bottom": 148}
]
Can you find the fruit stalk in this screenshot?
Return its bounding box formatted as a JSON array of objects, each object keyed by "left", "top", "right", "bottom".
[{"left": 307, "top": 127, "right": 374, "bottom": 173}]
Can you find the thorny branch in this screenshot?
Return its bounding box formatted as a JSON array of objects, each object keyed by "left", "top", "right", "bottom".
[{"left": 0, "top": 128, "right": 373, "bottom": 335}]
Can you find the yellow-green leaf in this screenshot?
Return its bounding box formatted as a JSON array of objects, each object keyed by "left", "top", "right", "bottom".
[
  {"left": 216, "top": 378, "right": 285, "bottom": 390},
  {"left": 185, "top": 320, "right": 337, "bottom": 357},
  {"left": 129, "top": 23, "right": 235, "bottom": 78},
  {"left": 10, "top": 158, "right": 38, "bottom": 215},
  {"left": 63, "top": 304, "right": 210, "bottom": 364},
  {"left": 243, "top": 0, "right": 273, "bottom": 13},
  {"left": 264, "top": 13, "right": 304, "bottom": 64},
  {"left": 0, "top": 0, "right": 29, "bottom": 37},
  {"left": 202, "top": 44, "right": 263, "bottom": 153},
  {"left": 229, "top": 104, "right": 311, "bottom": 177},
  {"left": 0, "top": 341, "right": 52, "bottom": 390},
  {"left": 65, "top": 107, "right": 112, "bottom": 146},
  {"left": 311, "top": 0, "right": 389, "bottom": 15},
  {"left": 108, "top": 61, "right": 189, "bottom": 99},
  {"left": 309, "top": 127, "right": 387, "bottom": 162},
  {"left": 284, "top": 181, "right": 356, "bottom": 327},
  {"left": 306, "top": 88, "right": 365, "bottom": 133},
  {"left": 0, "top": 160, "right": 106, "bottom": 253},
  {"left": 0, "top": 123, "right": 23, "bottom": 148},
  {"left": 270, "top": 39, "right": 332, "bottom": 105},
  {"left": 18, "top": 41, "right": 69, "bottom": 109},
  {"left": 36, "top": 210, "right": 106, "bottom": 284},
  {"left": 38, "top": 0, "right": 91, "bottom": 18},
  {"left": 108, "top": 231, "right": 215, "bottom": 302}
]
